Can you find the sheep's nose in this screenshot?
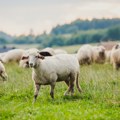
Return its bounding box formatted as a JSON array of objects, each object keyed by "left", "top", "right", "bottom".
[{"left": 29, "top": 63, "right": 34, "bottom": 67}]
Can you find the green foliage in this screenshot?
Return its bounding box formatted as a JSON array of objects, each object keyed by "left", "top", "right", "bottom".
[
  {"left": 0, "top": 38, "right": 7, "bottom": 44},
  {"left": 0, "top": 61, "right": 120, "bottom": 119},
  {"left": 0, "top": 18, "right": 120, "bottom": 47},
  {"left": 51, "top": 18, "right": 120, "bottom": 34}
]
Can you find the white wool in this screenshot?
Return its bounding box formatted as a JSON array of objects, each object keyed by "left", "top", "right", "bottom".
[
  {"left": 77, "top": 44, "right": 106, "bottom": 65},
  {"left": 2, "top": 49, "right": 25, "bottom": 63},
  {"left": 54, "top": 49, "right": 67, "bottom": 54},
  {"left": 32, "top": 54, "right": 80, "bottom": 84},
  {"left": 0, "top": 52, "right": 6, "bottom": 59},
  {"left": 77, "top": 44, "right": 93, "bottom": 65}
]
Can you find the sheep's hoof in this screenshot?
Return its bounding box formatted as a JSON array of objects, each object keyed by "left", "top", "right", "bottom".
[
  {"left": 50, "top": 92, "right": 54, "bottom": 99},
  {"left": 64, "top": 92, "right": 69, "bottom": 96}
]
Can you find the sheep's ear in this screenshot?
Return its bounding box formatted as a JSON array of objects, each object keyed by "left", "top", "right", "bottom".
[
  {"left": 38, "top": 55, "right": 45, "bottom": 60},
  {"left": 39, "top": 51, "right": 52, "bottom": 56},
  {"left": 21, "top": 56, "right": 29, "bottom": 60},
  {"left": 115, "top": 44, "right": 119, "bottom": 49}
]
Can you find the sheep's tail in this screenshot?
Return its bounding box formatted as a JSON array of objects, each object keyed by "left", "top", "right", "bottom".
[{"left": 76, "top": 73, "right": 82, "bottom": 93}]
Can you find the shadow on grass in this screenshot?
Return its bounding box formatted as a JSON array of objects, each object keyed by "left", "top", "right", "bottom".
[{"left": 46, "top": 92, "right": 93, "bottom": 105}]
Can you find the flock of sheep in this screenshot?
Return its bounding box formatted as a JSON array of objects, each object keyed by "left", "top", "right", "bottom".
[{"left": 0, "top": 43, "right": 120, "bottom": 102}]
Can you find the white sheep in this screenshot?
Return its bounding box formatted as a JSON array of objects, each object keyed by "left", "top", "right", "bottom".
[
  {"left": 0, "top": 60, "right": 8, "bottom": 81},
  {"left": 20, "top": 50, "right": 82, "bottom": 102},
  {"left": 19, "top": 48, "right": 50, "bottom": 68},
  {"left": 77, "top": 44, "right": 93, "bottom": 65},
  {"left": 1, "top": 49, "right": 25, "bottom": 63},
  {"left": 92, "top": 45, "right": 106, "bottom": 64},
  {"left": 0, "top": 52, "right": 6, "bottom": 59},
  {"left": 54, "top": 49, "right": 67, "bottom": 54},
  {"left": 77, "top": 44, "right": 106, "bottom": 65},
  {"left": 110, "top": 44, "right": 120, "bottom": 70}
]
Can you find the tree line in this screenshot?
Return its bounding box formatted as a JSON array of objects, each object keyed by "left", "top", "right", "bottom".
[{"left": 0, "top": 18, "right": 120, "bottom": 47}]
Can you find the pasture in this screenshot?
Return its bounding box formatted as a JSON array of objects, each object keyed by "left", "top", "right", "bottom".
[{"left": 0, "top": 45, "right": 120, "bottom": 120}]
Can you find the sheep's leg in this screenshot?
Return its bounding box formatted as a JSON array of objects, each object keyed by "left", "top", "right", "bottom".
[
  {"left": 113, "top": 63, "right": 119, "bottom": 70},
  {"left": 76, "top": 73, "right": 82, "bottom": 93},
  {"left": 64, "top": 75, "right": 75, "bottom": 96},
  {"left": 69, "top": 74, "right": 75, "bottom": 96},
  {"left": 64, "top": 79, "right": 69, "bottom": 86},
  {"left": 64, "top": 86, "right": 71, "bottom": 96},
  {"left": 34, "top": 83, "right": 40, "bottom": 103},
  {"left": 50, "top": 83, "right": 55, "bottom": 99}
]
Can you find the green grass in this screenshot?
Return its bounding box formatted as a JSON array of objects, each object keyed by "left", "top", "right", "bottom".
[{"left": 0, "top": 63, "right": 120, "bottom": 120}]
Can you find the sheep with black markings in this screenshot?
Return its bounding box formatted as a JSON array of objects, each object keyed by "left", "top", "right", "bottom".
[{"left": 20, "top": 49, "right": 82, "bottom": 102}]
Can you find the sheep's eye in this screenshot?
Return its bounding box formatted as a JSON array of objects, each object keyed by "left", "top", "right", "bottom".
[{"left": 35, "top": 56, "right": 39, "bottom": 58}]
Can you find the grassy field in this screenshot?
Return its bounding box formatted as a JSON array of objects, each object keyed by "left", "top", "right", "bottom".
[
  {"left": 0, "top": 62, "right": 120, "bottom": 120},
  {"left": 0, "top": 45, "right": 120, "bottom": 120}
]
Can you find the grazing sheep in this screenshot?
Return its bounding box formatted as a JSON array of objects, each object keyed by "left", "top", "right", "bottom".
[
  {"left": 0, "top": 52, "right": 6, "bottom": 59},
  {"left": 1, "top": 49, "right": 25, "bottom": 63},
  {"left": 54, "top": 49, "right": 67, "bottom": 54},
  {"left": 92, "top": 45, "right": 106, "bottom": 64},
  {"left": 110, "top": 44, "right": 120, "bottom": 70},
  {"left": 40, "top": 47, "right": 55, "bottom": 56},
  {"left": 20, "top": 50, "right": 82, "bottom": 102},
  {"left": 77, "top": 44, "right": 93, "bottom": 65},
  {"left": 77, "top": 44, "right": 106, "bottom": 65},
  {"left": 0, "top": 60, "right": 8, "bottom": 81}
]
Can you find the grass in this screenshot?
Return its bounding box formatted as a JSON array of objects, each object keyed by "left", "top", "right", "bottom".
[{"left": 0, "top": 62, "right": 120, "bottom": 120}]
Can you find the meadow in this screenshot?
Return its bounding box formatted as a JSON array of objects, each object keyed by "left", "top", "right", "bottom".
[{"left": 0, "top": 45, "right": 120, "bottom": 120}]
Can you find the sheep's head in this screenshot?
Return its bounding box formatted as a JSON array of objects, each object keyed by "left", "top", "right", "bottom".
[
  {"left": 94, "top": 46, "right": 106, "bottom": 63},
  {"left": 98, "top": 46, "right": 105, "bottom": 58},
  {"left": 114, "top": 44, "right": 120, "bottom": 49},
  {"left": 20, "top": 50, "right": 44, "bottom": 68},
  {"left": 0, "top": 61, "right": 8, "bottom": 81}
]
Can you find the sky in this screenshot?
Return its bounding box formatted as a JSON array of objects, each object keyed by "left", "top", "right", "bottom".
[{"left": 0, "top": 0, "right": 120, "bottom": 36}]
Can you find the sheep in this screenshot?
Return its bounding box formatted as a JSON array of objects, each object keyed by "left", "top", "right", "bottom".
[
  {"left": 77, "top": 44, "right": 93, "bottom": 65},
  {"left": 110, "top": 44, "right": 120, "bottom": 70},
  {"left": 40, "top": 47, "right": 55, "bottom": 56},
  {"left": 77, "top": 44, "right": 106, "bottom": 65},
  {"left": 54, "top": 49, "right": 67, "bottom": 54},
  {"left": 92, "top": 45, "right": 106, "bottom": 64},
  {"left": 1, "top": 49, "right": 25, "bottom": 63},
  {"left": 20, "top": 49, "right": 82, "bottom": 102},
  {"left": 0, "top": 52, "right": 6, "bottom": 59},
  {"left": 0, "top": 60, "right": 8, "bottom": 81},
  {"left": 19, "top": 48, "right": 52, "bottom": 68}
]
